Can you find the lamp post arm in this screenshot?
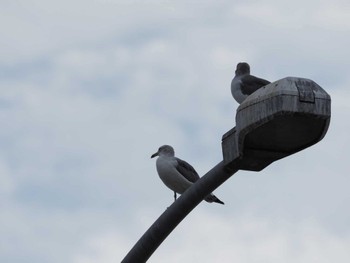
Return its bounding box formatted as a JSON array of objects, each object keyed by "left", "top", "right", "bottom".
[{"left": 121, "top": 161, "right": 238, "bottom": 263}]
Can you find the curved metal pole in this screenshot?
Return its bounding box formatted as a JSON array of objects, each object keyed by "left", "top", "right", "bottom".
[{"left": 121, "top": 161, "right": 238, "bottom": 263}]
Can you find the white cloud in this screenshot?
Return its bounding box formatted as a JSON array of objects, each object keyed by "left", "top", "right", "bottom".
[
  {"left": 232, "top": 0, "right": 350, "bottom": 30},
  {"left": 0, "top": 157, "right": 14, "bottom": 196},
  {"left": 73, "top": 211, "right": 350, "bottom": 263},
  {"left": 310, "top": 1, "right": 350, "bottom": 30}
]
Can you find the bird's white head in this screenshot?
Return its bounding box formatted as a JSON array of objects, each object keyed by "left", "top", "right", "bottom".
[
  {"left": 151, "top": 145, "right": 175, "bottom": 158},
  {"left": 235, "top": 62, "right": 250, "bottom": 76}
]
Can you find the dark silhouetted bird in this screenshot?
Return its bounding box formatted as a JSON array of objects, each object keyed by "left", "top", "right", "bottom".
[{"left": 231, "top": 62, "right": 270, "bottom": 104}]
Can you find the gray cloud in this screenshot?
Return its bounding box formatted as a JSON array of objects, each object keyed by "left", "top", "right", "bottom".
[{"left": 0, "top": 1, "right": 349, "bottom": 262}]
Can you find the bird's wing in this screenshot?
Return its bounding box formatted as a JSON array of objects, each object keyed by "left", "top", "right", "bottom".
[
  {"left": 241, "top": 75, "right": 270, "bottom": 95},
  {"left": 175, "top": 157, "right": 200, "bottom": 183}
]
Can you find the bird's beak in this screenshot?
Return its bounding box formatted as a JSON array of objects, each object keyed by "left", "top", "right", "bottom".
[{"left": 151, "top": 152, "right": 159, "bottom": 158}]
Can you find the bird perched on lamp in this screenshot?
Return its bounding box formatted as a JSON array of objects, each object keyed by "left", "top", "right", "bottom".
[{"left": 231, "top": 62, "right": 271, "bottom": 104}]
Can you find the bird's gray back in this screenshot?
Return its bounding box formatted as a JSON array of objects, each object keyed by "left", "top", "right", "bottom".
[
  {"left": 240, "top": 75, "right": 270, "bottom": 95},
  {"left": 175, "top": 157, "right": 200, "bottom": 183}
]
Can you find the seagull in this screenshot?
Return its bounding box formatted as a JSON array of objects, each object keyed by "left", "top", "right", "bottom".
[
  {"left": 151, "top": 145, "right": 224, "bottom": 205},
  {"left": 231, "top": 62, "right": 271, "bottom": 104}
]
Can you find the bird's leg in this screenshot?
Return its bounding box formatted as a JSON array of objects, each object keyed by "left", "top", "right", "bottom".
[{"left": 173, "top": 191, "right": 177, "bottom": 201}]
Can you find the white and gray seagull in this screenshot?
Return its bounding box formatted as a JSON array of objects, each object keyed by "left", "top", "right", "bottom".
[
  {"left": 151, "top": 145, "right": 224, "bottom": 205},
  {"left": 231, "top": 62, "right": 270, "bottom": 104}
]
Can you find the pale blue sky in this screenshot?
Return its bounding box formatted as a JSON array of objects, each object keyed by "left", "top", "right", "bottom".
[{"left": 1, "top": 1, "right": 350, "bottom": 262}]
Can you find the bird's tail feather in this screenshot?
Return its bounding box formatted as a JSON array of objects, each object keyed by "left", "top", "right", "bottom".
[{"left": 205, "top": 194, "right": 224, "bottom": 205}]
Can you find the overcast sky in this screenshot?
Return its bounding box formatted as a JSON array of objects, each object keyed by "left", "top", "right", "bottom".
[{"left": 1, "top": 1, "right": 350, "bottom": 262}]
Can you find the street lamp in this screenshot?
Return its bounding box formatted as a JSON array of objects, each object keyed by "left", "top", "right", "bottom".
[{"left": 122, "top": 77, "right": 331, "bottom": 263}]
